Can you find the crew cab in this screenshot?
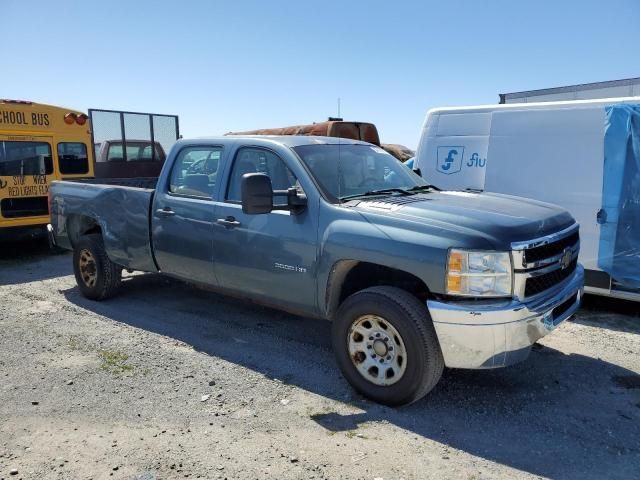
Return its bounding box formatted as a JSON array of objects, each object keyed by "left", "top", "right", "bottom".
[{"left": 49, "top": 136, "right": 584, "bottom": 405}]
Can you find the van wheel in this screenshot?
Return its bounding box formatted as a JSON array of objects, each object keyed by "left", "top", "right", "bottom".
[
  {"left": 73, "top": 234, "right": 122, "bottom": 300},
  {"left": 332, "top": 286, "right": 444, "bottom": 406}
]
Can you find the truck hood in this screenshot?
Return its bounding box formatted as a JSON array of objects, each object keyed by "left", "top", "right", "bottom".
[{"left": 350, "top": 191, "right": 576, "bottom": 250}]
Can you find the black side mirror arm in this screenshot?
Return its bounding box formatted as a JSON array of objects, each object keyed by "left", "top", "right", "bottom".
[{"left": 273, "top": 187, "right": 307, "bottom": 214}]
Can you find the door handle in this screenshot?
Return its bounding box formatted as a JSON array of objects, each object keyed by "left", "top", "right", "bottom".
[
  {"left": 156, "top": 208, "right": 175, "bottom": 217},
  {"left": 216, "top": 216, "right": 240, "bottom": 228}
]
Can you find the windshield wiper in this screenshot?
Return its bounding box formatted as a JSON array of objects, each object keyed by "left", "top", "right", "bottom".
[
  {"left": 340, "top": 188, "right": 415, "bottom": 202},
  {"left": 406, "top": 184, "right": 441, "bottom": 192}
]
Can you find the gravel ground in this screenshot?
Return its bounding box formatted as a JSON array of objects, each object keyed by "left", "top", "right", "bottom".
[{"left": 0, "top": 239, "right": 639, "bottom": 480}]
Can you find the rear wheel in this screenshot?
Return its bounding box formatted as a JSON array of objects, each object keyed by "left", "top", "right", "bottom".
[
  {"left": 73, "top": 234, "right": 122, "bottom": 300},
  {"left": 332, "top": 286, "right": 444, "bottom": 406}
]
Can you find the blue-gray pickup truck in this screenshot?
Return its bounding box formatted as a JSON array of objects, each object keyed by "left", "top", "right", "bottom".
[{"left": 49, "top": 136, "right": 584, "bottom": 405}]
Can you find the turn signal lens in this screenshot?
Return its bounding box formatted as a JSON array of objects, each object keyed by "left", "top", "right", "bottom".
[
  {"left": 64, "top": 113, "right": 77, "bottom": 125},
  {"left": 447, "top": 251, "right": 465, "bottom": 274},
  {"left": 446, "top": 249, "right": 513, "bottom": 297},
  {"left": 447, "top": 274, "right": 462, "bottom": 293}
]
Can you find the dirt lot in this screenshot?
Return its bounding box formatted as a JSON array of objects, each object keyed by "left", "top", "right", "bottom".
[{"left": 0, "top": 240, "right": 639, "bottom": 480}]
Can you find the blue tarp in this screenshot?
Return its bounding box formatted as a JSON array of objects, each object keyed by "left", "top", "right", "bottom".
[{"left": 599, "top": 104, "right": 640, "bottom": 288}]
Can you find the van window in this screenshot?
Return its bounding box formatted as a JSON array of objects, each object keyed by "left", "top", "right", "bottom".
[
  {"left": 58, "top": 142, "right": 89, "bottom": 174},
  {"left": 169, "top": 146, "right": 222, "bottom": 198}
]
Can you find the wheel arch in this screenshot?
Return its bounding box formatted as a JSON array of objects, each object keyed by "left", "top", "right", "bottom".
[
  {"left": 66, "top": 214, "right": 103, "bottom": 247},
  {"left": 324, "top": 260, "right": 431, "bottom": 320}
]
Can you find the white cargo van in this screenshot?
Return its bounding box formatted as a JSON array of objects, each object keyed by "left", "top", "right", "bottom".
[{"left": 414, "top": 97, "right": 640, "bottom": 301}]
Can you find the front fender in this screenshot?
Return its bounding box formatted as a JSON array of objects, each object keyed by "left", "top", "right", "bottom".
[{"left": 316, "top": 208, "right": 451, "bottom": 317}]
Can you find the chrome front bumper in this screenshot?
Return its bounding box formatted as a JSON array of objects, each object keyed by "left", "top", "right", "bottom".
[{"left": 427, "top": 265, "right": 584, "bottom": 369}]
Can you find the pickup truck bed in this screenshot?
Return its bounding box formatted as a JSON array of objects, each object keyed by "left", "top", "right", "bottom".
[
  {"left": 72, "top": 177, "right": 158, "bottom": 189},
  {"left": 50, "top": 177, "right": 158, "bottom": 272}
]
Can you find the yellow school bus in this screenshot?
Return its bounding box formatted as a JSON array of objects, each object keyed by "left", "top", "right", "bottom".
[{"left": 0, "top": 99, "right": 94, "bottom": 239}]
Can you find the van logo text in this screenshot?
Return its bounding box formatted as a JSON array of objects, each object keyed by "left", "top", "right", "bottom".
[
  {"left": 437, "top": 146, "right": 464, "bottom": 174},
  {"left": 466, "top": 152, "right": 486, "bottom": 168}
]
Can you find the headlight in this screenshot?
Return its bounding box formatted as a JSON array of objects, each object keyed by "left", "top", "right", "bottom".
[{"left": 446, "top": 249, "right": 513, "bottom": 297}]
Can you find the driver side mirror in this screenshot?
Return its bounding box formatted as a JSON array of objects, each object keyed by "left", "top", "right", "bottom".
[
  {"left": 241, "top": 172, "right": 308, "bottom": 215},
  {"left": 241, "top": 173, "right": 274, "bottom": 214}
]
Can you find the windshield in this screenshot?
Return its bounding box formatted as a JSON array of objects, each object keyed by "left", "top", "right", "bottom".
[{"left": 293, "top": 144, "right": 427, "bottom": 202}]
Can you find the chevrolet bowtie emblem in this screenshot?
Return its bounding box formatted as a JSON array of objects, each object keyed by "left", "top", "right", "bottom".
[{"left": 560, "top": 247, "right": 573, "bottom": 270}]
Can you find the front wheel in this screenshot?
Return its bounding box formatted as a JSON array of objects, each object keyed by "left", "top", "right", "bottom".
[
  {"left": 332, "top": 286, "right": 444, "bottom": 406},
  {"left": 73, "top": 234, "right": 122, "bottom": 300}
]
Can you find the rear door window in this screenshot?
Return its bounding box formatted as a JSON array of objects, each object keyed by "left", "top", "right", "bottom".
[{"left": 57, "top": 142, "right": 89, "bottom": 174}]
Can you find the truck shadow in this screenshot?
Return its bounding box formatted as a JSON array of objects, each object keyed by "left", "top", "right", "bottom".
[
  {"left": 577, "top": 294, "right": 640, "bottom": 335},
  {"left": 61, "top": 273, "right": 640, "bottom": 480},
  {"left": 0, "top": 238, "right": 71, "bottom": 285}
]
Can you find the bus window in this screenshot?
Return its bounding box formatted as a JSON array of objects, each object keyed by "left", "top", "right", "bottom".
[
  {"left": 57, "top": 142, "right": 89, "bottom": 174},
  {"left": 0, "top": 141, "right": 53, "bottom": 176}
]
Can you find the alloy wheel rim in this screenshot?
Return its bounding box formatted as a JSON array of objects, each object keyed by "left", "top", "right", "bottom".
[
  {"left": 347, "top": 314, "right": 407, "bottom": 386},
  {"left": 78, "top": 249, "right": 98, "bottom": 288}
]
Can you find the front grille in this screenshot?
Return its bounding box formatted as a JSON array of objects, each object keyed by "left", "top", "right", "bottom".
[
  {"left": 524, "top": 231, "right": 579, "bottom": 263},
  {"left": 552, "top": 292, "right": 578, "bottom": 320},
  {"left": 0, "top": 197, "right": 48, "bottom": 218},
  {"left": 525, "top": 259, "right": 578, "bottom": 297}
]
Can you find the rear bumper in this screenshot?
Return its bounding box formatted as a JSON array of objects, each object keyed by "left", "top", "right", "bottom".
[
  {"left": 427, "top": 265, "right": 584, "bottom": 369},
  {"left": 0, "top": 224, "right": 47, "bottom": 242}
]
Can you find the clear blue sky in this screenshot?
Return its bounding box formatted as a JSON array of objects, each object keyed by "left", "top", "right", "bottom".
[{"left": 3, "top": 0, "right": 639, "bottom": 148}]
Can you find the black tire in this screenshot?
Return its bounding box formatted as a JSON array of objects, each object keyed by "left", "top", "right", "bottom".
[
  {"left": 73, "top": 234, "right": 122, "bottom": 300},
  {"left": 332, "top": 286, "right": 444, "bottom": 406}
]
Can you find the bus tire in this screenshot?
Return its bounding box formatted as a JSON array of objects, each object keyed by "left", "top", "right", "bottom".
[
  {"left": 73, "top": 234, "right": 122, "bottom": 300},
  {"left": 332, "top": 286, "right": 444, "bottom": 406}
]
